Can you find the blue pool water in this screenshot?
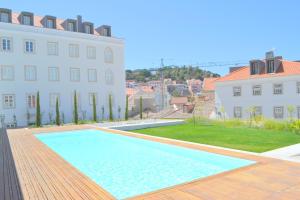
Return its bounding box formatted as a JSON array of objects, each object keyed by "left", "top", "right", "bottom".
[{"left": 36, "top": 129, "right": 254, "bottom": 199}]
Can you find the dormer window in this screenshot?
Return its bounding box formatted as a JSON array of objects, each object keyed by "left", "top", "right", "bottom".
[
  {"left": 67, "top": 22, "right": 75, "bottom": 32},
  {"left": 0, "top": 12, "right": 9, "bottom": 22},
  {"left": 0, "top": 9, "right": 11, "bottom": 23},
  {"left": 267, "top": 59, "right": 275, "bottom": 73},
  {"left": 251, "top": 62, "right": 260, "bottom": 75},
  {"left": 84, "top": 25, "right": 91, "bottom": 34},
  {"left": 46, "top": 19, "right": 54, "bottom": 28},
  {"left": 22, "top": 15, "right": 32, "bottom": 25}
]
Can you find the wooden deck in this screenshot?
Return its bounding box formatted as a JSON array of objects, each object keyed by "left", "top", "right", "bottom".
[{"left": 2, "top": 125, "right": 300, "bottom": 200}]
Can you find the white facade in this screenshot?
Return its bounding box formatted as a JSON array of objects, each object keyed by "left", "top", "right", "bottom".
[
  {"left": 0, "top": 21, "right": 125, "bottom": 126},
  {"left": 215, "top": 75, "right": 300, "bottom": 120}
]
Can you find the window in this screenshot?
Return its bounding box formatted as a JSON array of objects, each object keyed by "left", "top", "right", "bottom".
[
  {"left": 24, "top": 40, "right": 35, "bottom": 53},
  {"left": 70, "top": 68, "right": 80, "bottom": 82},
  {"left": 49, "top": 93, "right": 60, "bottom": 107},
  {"left": 251, "top": 62, "right": 259, "bottom": 75},
  {"left": 3, "top": 94, "right": 15, "bottom": 109},
  {"left": 1, "top": 66, "right": 14, "bottom": 80},
  {"left": 105, "top": 69, "right": 114, "bottom": 85},
  {"left": 24, "top": 66, "right": 37, "bottom": 81},
  {"left": 88, "top": 69, "right": 97, "bottom": 82},
  {"left": 297, "top": 82, "right": 300, "bottom": 94},
  {"left": 67, "top": 22, "right": 75, "bottom": 31},
  {"left": 87, "top": 46, "right": 96, "bottom": 59},
  {"left": 1, "top": 37, "right": 12, "bottom": 52},
  {"left": 46, "top": 19, "right": 54, "bottom": 28},
  {"left": 22, "top": 15, "right": 31, "bottom": 25},
  {"left": 298, "top": 107, "right": 300, "bottom": 119},
  {"left": 89, "top": 93, "right": 98, "bottom": 105},
  {"left": 254, "top": 106, "right": 262, "bottom": 116},
  {"left": 84, "top": 25, "right": 91, "bottom": 34},
  {"left": 69, "top": 44, "right": 79, "bottom": 57},
  {"left": 104, "top": 47, "right": 113, "bottom": 63},
  {"left": 273, "top": 84, "right": 283, "bottom": 95},
  {"left": 252, "top": 85, "right": 262, "bottom": 96},
  {"left": 0, "top": 12, "right": 9, "bottom": 22},
  {"left": 233, "top": 86, "right": 241, "bottom": 96},
  {"left": 274, "top": 106, "right": 284, "bottom": 119},
  {"left": 267, "top": 59, "right": 275, "bottom": 73},
  {"left": 26, "top": 94, "right": 36, "bottom": 109},
  {"left": 47, "top": 42, "right": 58, "bottom": 56},
  {"left": 233, "top": 106, "right": 242, "bottom": 118},
  {"left": 48, "top": 67, "right": 59, "bottom": 81}
]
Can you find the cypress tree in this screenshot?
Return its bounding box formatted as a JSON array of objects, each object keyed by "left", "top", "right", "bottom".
[
  {"left": 125, "top": 95, "right": 129, "bottom": 120},
  {"left": 74, "top": 91, "right": 78, "bottom": 124},
  {"left": 55, "top": 97, "right": 60, "bottom": 126},
  {"left": 139, "top": 96, "right": 143, "bottom": 119},
  {"left": 36, "top": 91, "right": 41, "bottom": 127},
  {"left": 92, "top": 94, "right": 97, "bottom": 122},
  {"left": 109, "top": 94, "right": 113, "bottom": 121}
]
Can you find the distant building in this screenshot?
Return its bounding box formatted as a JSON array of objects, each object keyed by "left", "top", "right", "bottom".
[
  {"left": 186, "top": 79, "right": 202, "bottom": 95},
  {"left": 215, "top": 52, "right": 300, "bottom": 120},
  {"left": 126, "top": 80, "right": 137, "bottom": 88}
]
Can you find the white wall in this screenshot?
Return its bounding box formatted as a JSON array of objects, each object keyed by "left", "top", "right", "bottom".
[
  {"left": 215, "top": 75, "right": 300, "bottom": 119},
  {"left": 0, "top": 22, "right": 125, "bottom": 126}
]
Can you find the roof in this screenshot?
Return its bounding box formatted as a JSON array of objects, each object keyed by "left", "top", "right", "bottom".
[
  {"left": 170, "top": 97, "right": 188, "bottom": 105},
  {"left": 11, "top": 12, "right": 101, "bottom": 36},
  {"left": 202, "top": 77, "right": 219, "bottom": 91},
  {"left": 126, "top": 86, "right": 154, "bottom": 97},
  {"left": 126, "top": 88, "right": 137, "bottom": 96},
  {"left": 217, "top": 60, "right": 300, "bottom": 82}
]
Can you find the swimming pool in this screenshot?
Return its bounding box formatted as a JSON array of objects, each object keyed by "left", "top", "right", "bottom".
[{"left": 36, "top": 129, "right": 254, "bottom": 199}]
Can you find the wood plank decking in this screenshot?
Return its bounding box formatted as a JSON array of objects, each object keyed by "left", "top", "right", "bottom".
[{"left": 1, "top": 125, "right": 300, "bottom": 200}]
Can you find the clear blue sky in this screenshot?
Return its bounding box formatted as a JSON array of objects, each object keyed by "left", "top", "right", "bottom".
[{"left": 2, "top": 0, "right": 300, "bottom": 75}]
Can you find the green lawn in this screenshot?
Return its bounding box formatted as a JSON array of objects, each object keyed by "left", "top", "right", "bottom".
[{"left": 132, "top": 122, "right": 300, "bottom": 153}]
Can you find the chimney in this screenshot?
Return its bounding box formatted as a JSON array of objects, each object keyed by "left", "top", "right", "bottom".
[
  {"left": 77, "top": 15, "right": 83, "bottom": 32},
  {"left": 265, "top": 51, "right": 274, "bottom": 60}
]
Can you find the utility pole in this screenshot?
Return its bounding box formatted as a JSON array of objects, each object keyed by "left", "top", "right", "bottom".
[{"left": 160, "top": 58, "right": 164, "bottom": 111}]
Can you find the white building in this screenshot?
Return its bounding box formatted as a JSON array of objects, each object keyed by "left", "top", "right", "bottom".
[
  {"left": 0, "top": 8, "right": 125, "bottom": 127},
  {"left": 215, "top": 52, "right": 300, "bottom": 120}
]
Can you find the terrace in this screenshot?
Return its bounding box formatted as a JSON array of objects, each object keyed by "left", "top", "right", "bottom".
[{"left": 1, "top": 124, "right": 300, "bottom": 200}]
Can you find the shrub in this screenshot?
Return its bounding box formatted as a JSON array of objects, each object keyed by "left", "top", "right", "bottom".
[
  {"left": 288, "top": 120, "right": 300, "bottom": 134},
  {"left": 73, "top": 91, "right": 78, "bottom": 124},
  {"left": 36, "top": 91, "right": 41, "bottom": 127},
  {"left": 263, "top": 119, "right": 287, "bottom": 131}
]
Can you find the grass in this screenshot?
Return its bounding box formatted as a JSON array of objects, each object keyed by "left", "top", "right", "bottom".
[{"left": 132, "top": 121, "right": 300, "bottom": 153}]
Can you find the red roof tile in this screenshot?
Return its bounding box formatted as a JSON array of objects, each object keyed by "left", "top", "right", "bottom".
[
  {"left": 170, "top": 97, "right": 188, "bottom": 105},
  {"left": 202, "top": 77, "right": 219, "bottom": 91},
  {"left": 217, "top": 60, "right": 300, "bottom": 82}
]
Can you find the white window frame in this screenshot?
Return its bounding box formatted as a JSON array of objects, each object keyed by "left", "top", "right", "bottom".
[
  {"left": 274, "top": 106, "right": 284, "bottom": 119},
  {"left": 233, "top": 106, "right": 242, "bottom": 118},
  {"left": 24, "top": 40, "right": 35, "bottom": 54},
  {"left": 46, "top": 19, "right": 54, "bottom": 28},
  {"left": 1, "top": 37, "right": 12, "bottom": 52},
  {"left": 87, "top": 46, "right": 96, "bottom": 59},
  {"left": 70, "top": 68, "right": 80, "bottom": 82},
  {"left": 48, "top": 67, "right": 60, "bottom": 81},
  {"left": 89, "top": 93, "right": 98, "bottom": 105},
  {"left": 69, "top": 44, "right": 79, "bottom": 58},
  {"left": 104, "top": 47, "right": 113, "bottom": 63},
  {"left": 105, "top": 69, "right": 114, "bottom": 85},
  {"left": 26, "top": 94, "right": 36, "bottom": 109},
  {"left": 47, "top": 42, "right": 58, "bottom": 56},
  {"left": 88, "top": 69, "right": 97, "bottom": 82},
  {"left": 252, "top": 85, "right": 262, "bottom": 96},
  {"left": 273, "top": 84, "right": 283, "bottom": 95},
  {"left": 85, "top": 25, "right": 91, "bottom": 34},
  {"left": 24, "top": 65, "right": 37, "bottom": 81},
  {"left": 2, "top": 94, "right": 15, "bottom": 109},
  {"left": 49, "top": 93, "right": 60, "bottom": 107},
  {"left": 67, "top": 22, "right": 75, "bottom": 32},
  {"left": 233, "top": 86, "right": 241, "bottom": 96},
  {"left": 0, "top": 65, "right": 14, "bottom": 81}
]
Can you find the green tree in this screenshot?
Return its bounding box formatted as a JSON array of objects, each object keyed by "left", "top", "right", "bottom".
[
  {"left": 139, "top": 96, "right": 143, "bottom": 119},
  {"left": 92, "top": 94, "right": 97, "bottom": 122},
  {"left": 73, "top": 91, "right": 78, "bottom": 124},
  {"left": 36, "top": 91, "right": 41, "bottom": 127},
  {"left": 55, "top": 97, "right": 60, "bottom": 126},
  {"left": 125, "top": 95, "right": 129, "bottom": 120},
  {"left": 109, "top": 94, "right": 113, "bottom": 121},
  {"left": 287, "top": 105, "right": 296, "bottom": 121}
]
